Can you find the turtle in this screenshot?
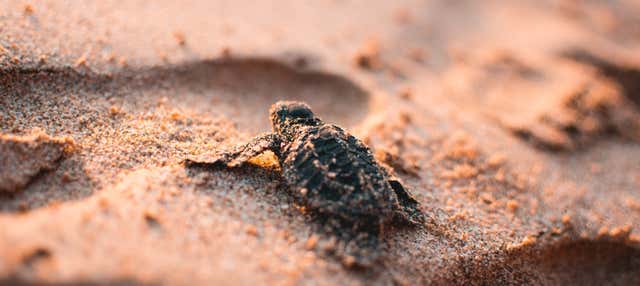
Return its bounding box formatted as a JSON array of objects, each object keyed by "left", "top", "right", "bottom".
[{"left": 185, "top": 101, "right": 425, "bottom": 266}]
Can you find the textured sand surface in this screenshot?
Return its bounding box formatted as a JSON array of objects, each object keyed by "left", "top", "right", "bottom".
[{"left": 1, "top": 1, "right": 640, "bottom": 285}]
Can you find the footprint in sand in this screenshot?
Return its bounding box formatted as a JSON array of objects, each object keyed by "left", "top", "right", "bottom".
[{"left": 0, "top": 57, "right": 371, "bottom": 212}]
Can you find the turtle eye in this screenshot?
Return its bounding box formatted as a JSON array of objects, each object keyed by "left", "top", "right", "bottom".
[{"left": 276, "top": 109, "right": 288, "bottom": 120}]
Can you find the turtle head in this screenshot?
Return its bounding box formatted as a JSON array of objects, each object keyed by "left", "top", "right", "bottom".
[{"left": 270, "top": 101, "right": 320, "bottom": 134}]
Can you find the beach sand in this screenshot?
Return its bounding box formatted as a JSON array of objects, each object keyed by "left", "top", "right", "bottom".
[{"left": 1, "top": 1, "right": 639, "bottom": 285}]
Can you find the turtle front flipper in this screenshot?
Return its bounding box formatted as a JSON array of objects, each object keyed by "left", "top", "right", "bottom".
[
  {"left": 185, "top": 133, "right": 282, "bottom": 168},
  {"left": 388, "top": 179, "right": 425, "bottom": 226}
]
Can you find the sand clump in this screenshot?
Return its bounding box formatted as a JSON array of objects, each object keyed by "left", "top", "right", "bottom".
[
  {"left": 510, "top": 76, "right": 640, "bottom": 151},
  {"left": 0, "top": 131, "right": 75, "bottom": 193}
]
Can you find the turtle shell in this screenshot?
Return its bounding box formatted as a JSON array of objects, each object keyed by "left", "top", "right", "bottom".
[{"left": 281, "top": 124, "right": 398, "bottom": 223}]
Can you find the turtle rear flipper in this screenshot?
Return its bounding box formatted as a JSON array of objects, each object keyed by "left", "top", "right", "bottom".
[
  {"left": 318, "top": 217, "right": 381, "bottom": 268},
  {"left": 185, "top": 133, "right": 282, "bottom": 168},
  {"left": 389, "top": 180, "right": 465, "bottom": 244},
  {"left": 339, "top": 229, "right": 380, "bottom": 268},
  {"left": 389, "top": 179, "right": 425, "bottom": 226}
]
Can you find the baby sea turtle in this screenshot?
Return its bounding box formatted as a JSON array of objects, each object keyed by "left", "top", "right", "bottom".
[{"left": 186, "top": 101, "right": 424, "bottom": 266}]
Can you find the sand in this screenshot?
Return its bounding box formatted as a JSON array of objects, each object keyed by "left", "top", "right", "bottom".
[{"left": 1, "top": 0, "right": 639, "bottom": 285}]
